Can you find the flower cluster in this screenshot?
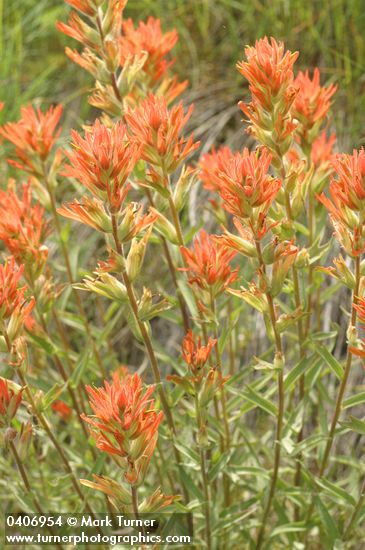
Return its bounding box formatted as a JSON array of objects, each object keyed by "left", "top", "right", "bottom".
[
  {"left": 180, "top": 230, "right": 238, "bottom": 298},
  {"left": 168, "top": 331, "right": 225, "bottom": 412},
  {"left": 57, "top": 2, "right": 185, "bottom": 112},
  {"left": 200, "top": 147, "right": 281, "bottom": 237},
  {"left": 0, "top": 378, "right": 23, "bottom": 428},
  {"left": 125, "top": 95, "right": 199, "bottom": 177},
  {"left": 237, "top": 38, "right": 298, "bottom": 156},
  {"left": 0, "top": 105, "right": 62, "bottom": 174},
  {"left": 119, "top": 17, "right": 187, "bottom": 104},
  {"left": 81, "top": 372, "right": 163, "bottom": 485},
  {"left": 0, "top": 182, "right": 50, "bottom": 280},
  {"left": 318, "top": 149, "right": 365, "bottom": 256},
  {"left": 62, "top": 120, "right": 141, "bottom": 212},
  {"left": 293, "top": 68, "right": 337, "bottom": 146},
  {"left": 0, "top": 257, "right": 35, "bottom": 344}
]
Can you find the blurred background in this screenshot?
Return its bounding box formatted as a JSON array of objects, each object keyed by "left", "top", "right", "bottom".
[{"left": 1, "top": 0, "right": 364, "bottom": 149}]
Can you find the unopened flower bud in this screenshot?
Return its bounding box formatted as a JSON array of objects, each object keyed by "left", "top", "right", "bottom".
[
  {"left": 295, "top": 248, "right": 310, "bottom": 269},
  {"left": 126, "top": 228, "right": 152, "bottom": 282}
]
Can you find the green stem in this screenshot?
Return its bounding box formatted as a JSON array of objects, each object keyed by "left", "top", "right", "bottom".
[
  {"left": 131, "top": 486, "right": 146, "bottom": 537},
  {"left": 110, "top": 213, "right": 193, "bottom": 535},
  {"left": 343, "top": 478, "right": 365, "bottom": 540},
  {"left": 210, "top": 289, "right": 231, "bottom": 507},
  {"left": 145, "top": 187, "right": 190, "bottom": 332},
  {"left": 194, "top": 388, "right": 212, "bottom": 550},
  {"left": 305, "top": 254, "right": 361, "bottom": 536},
  {"left": 9, "top": 440, "right": 65, "bottom": 549},
  {"left": 42, "top": 163, "right": 106, "bottom": 378},
  {"left": 255, "top": 239, "right": 285, "bottom": 550}
]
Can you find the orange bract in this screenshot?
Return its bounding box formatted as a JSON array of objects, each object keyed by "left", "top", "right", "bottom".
[
  {"left": 237, "top": 37, "right": 298, "bottom": 111},
  {"left": 311, "top": 131, "right": 336, "bottom": 168},
  {"left": 203, "top": 147, "right": 281, "bottom": 221},
  {"left": 0, "top": 182, "right": 50, "bottom": 280},
  {"left": 81, "top": 372, "right": 163, "bottom": 485},
  {"left": 63, "top": 120, "right": 141, "bottom": 212},
  {"left": 0, "top": 105, "right": 62, "bottom": 172},
  {"left": 180, "top": 230, "right": 238, "bottom": 296},
  {"left": 0, "top": 378, "right": 23, "bottom": 427},
  {"left": 120, "top": 17, "right": 178, "bottom": 83},
  {"left": 0, "top": 257, "right": 35, "bottom": 342},
  {"left": 317, "top": 150, "right": 365, "bottom": 255},
  {"left": 199, "top": 146, "right": 239, "bottom": 192},
  {"left": 64, "top": 0, "right": 97, "bottom": 16},
  {"left": 52, "top": 400, "right": 72, "bottom": 420},
  {"left": 293, "top": 69, "right": 337, "bottom": 141},
  {"left": 125, "top": 94, "right": 199, "bottom": 174},
  {"left": 182, "top": 330, "right": 216, "bottom": 374}
]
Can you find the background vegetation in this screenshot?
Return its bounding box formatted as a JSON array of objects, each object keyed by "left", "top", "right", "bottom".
[{"left": 1, "top": 0, "right": 365, "bottom": 149}]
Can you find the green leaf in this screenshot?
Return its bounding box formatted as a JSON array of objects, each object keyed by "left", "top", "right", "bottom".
[
  {"left": 284, "top": 355, "right": 316, "bottom": 391},
  {"left": 177, "top": 280, "right": 198, "bottom": 317},
  {"left": 316, "top": 478, "right": 356, "bottom": 506},
  {"left": 340, "top": 416, "right": 365, "bottom": 434},
  {"left": 242, "top": 385, "right": 278, "bottom": 417},
  {"left": 343, "top": 392, "right": 365, "bottom": 409},
  {"left": 314, "top": 495, "right": 340, "bottom": 543},
  {"left": 70, "top": 345, "right": 92, "bottom": 388},
  {"left": 315, "top": 345, "right": 343, "bottom": 380},
  {"left": 178, "top": 469, "right": 203, "bottom": 501},
  {"left": 208, "top": 451, "right": 231, "bottom": 482},
  {"left": 27, "top": 332, "right": 57, "bottom": 355},
  {"left": 41, "top": 382, "right": 66, "bottom": 411},
  {"left": 269, "top": 522, "right": 306, "bottom": 538},
  {"left": 174, "top": 443, "right": 200, "bottom": 465}
]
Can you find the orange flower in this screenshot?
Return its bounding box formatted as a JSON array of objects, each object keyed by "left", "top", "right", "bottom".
[
  {"left": 64, "top": 0, "right": 97, "bottom": 16},
  {"left": 237, "top": 37, "right": 298, "bottom": 112},
  {"left": 237, "top": 38, "right": 298, "bottom": 154},
  {"left": 293, "top": 68, "right": 337, "bottom": 143},
  {"left": 311, "top": 131, "right": 336, "bottom": 167},
  {"left": 62, "top": 120, "right": 141, "bottom": 212},
  {"left": 81, "top": 372, "right": 163, "bottom": 485},
  {"left": 317, "top": 150, "right": 365, "bottom": 255},
  {"left": 0, "top": 257, "right": 35, "bottom": 340},
  {"left": 205, "top": 147, "right": 281, "bottom": 221},
  {"left": 52, "top": 400, "right": 72, "bottom": 420},
  {"left": 319, "top": 150, "right": 365, "bottom": 217},
  {"left": 180, "top": 230, "right": 238, "bottom": 296},
  {"left": 0, "top": 105, "right": 62, "bottom": 173},
  {"left": 0, "top": 378, "right": 23, "bottom": 427},
  {"left": 125, "top": 95, "right": 199, "bottom": 174},
  {"left": 120, "top": 17, "right": 178, "bottom": 83},
  {"left": 182, "top": 330, "right": 216, "bottom": 374},
  {"left": 119, "top": 18, "right": 187, "bottom": 106},
  {"left": 57, "top": 11, "right": 100, "bottom": 50},
  {"left": 0, "top": 182, "right": 50, "bottom": 280},
  {"left": 199, "top": 146, "right": 239, "bottom": 192},
  {"left": 354, "top": 297, "right": 365, "bottom": 324}
]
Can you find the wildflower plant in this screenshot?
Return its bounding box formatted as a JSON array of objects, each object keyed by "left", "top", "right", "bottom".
[{"left": 1, "top": 2, "right": 365, "bottom": 549}]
